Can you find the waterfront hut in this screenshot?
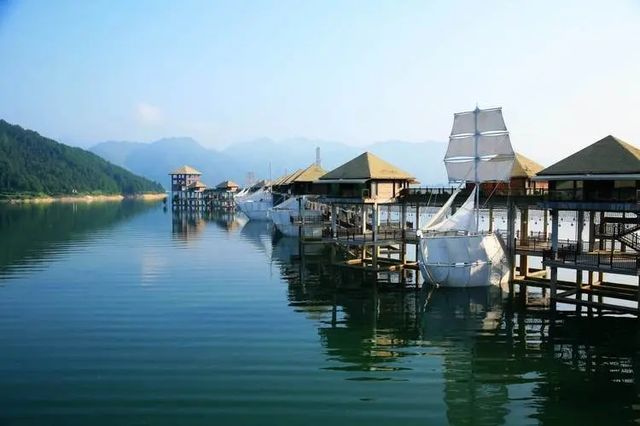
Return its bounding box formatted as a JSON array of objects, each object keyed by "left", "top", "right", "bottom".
[
  {"left": 316, "top": 152, "right": 417, "bottom": 241},
  {"left": 185, "top": 180, "right": 208, "bottom": 209},
  {"left": 169, "top": 165, "right": 202, "bottom": 208},
  {"left": 272, "top": 164, "right": 327, "bottom": 196},
  {"left": 531, "top": 135, "right": 640, "bottom": 314},
  {"left": 317, "top": 152, "right": 417, "bottom": 201},
  {"left": 208, "top": 180, "right": 240, "bottom": 210}
]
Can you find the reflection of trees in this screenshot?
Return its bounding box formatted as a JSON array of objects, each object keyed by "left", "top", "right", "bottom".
[
  {"left": 273, "top": 239, "right": 640, "bottom": 424},
  {"left": 0, "top": 201, "right": 159, "bottom": 277}
]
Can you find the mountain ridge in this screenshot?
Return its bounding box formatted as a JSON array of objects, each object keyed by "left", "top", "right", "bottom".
[{"left": 0, "top": 120, "right": 164, "bottom": 197}]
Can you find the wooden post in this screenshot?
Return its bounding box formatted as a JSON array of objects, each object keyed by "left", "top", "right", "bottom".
[
  {"left": 550, "top": 209, "right": 559, "bottom": 310},
  {"left": 519, "top": 207, "right": 529, "bottom": 278},
  {"left": 331, "top": 203, "right": 337, "bottom": 238},
  {"left": 543, "top": 209, "right": 549, "bottom": 240}
]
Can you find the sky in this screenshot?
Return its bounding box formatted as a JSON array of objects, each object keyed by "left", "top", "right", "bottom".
[{"left": 0, "top": 0, "right": 639, "bottom": 165}]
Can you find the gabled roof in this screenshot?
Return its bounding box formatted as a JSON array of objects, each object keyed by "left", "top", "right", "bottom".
[
  {"left": 319, "top": 152, "right": 415, "bottom": 181},
  {"left": 538, "top": 135, "right": 640, "bottom": 176},
  {"left": 512, "top": 153, "right": 544, "bottom": 178},
  {"left": 216, "top": 180, "right": 239, "bottom": 189},
  {"left": 169, "top": 165, "right": 202, "bottom": 175}
]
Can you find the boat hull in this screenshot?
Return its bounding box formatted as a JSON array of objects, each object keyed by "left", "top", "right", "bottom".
[
  {"left": 271, "top": 209, "right": 323, "bottom": 238},
  {"left": 237, "top": 201, "right": 272, "bottom": 221},
  {"left": 418, "top": 232, "right": 511, "bottom": 288}
]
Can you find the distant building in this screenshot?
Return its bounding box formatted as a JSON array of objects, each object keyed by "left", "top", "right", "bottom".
[
  {"left": 169, "top": 165, "right": 202, "bottom": 208},
  {"left": 316, "top": 152, "right": 417, "bottom": 201}
]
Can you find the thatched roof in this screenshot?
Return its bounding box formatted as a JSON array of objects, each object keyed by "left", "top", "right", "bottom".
[
  {"left": 187, "top": 181, "right": 207, "bottom": 189},
  {"left": 169, "top": 165, "right": 202, "bottom": 175},
  {"left": 538, "top": 135, "right": 640, "bottom": 176},
  {"left": 511, "top": 153, "right": 544, "bottom": 178},
  {"left": 216, "top": 180, "right": 239, "bottom": 189},
  {"left": 319, "top": 152, "right": 415, "bottom": 182},
  {"left": 272, "top": 170, "right": 301, "bottom": 187},
  {"left": 289, "top": 164, "right": 327, "bottom": 183}
]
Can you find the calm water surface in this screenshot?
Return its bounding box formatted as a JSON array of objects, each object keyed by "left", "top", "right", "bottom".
[{"left": 1, "top": 201, "right": 640, "bottom": 425}]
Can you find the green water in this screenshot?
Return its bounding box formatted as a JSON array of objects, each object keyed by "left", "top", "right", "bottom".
[{"left": 1, "top": 201, "right": 640, "bottom": 425}]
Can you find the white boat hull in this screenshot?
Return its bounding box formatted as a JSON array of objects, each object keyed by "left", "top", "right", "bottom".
[
  {"left": 237, "top": 201, "right": 272, "bottom": 221},
  {"left": 418, "top": 232, "right": 511, "bottom": 288},
  {"left": 271, "top": 209, "right": 323, "bottom": 238}
]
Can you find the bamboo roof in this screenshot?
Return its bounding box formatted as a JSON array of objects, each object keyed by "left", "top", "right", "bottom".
[
  {"left": 319, "top": 152, "right": 415, "bottom": 182},
  {"left": 216, "top": 180, "right": 239, "bottom": 189},
  {"left": 511, "top": 153, "right": 544, "bottom": 178},
  {"left": 538, "top": 135, "right": 640, "bottom": 176},
  {"left": 169, "top": 165, "right": 202, "bottom": 175}
]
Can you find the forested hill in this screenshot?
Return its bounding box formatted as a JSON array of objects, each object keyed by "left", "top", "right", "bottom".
[{"left": 0, "top": 120, "right": 164, "bottom": 197}]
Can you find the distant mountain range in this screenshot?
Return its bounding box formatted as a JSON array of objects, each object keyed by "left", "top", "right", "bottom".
[
  {"left": 0, "top": 120, "right": 164, "bottom": 197},
  {"left": 90, "top": 137, "right": 448, "bottom": 189}
]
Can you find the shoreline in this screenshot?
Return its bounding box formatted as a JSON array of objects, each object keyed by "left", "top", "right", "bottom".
[{"left": 2, "top": 193, "right": 167, "bottom": 204}]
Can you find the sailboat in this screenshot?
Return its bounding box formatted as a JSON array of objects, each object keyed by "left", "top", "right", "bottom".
[{"left": 417, "top": 107, "right": 515, "bottom": 287}]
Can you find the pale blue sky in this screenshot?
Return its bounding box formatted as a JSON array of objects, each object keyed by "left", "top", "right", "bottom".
[{"left": 0, "top": 0, "right": 639, "bottom": 164}]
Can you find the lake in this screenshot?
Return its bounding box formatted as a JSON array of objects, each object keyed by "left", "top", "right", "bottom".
[{"left": 1, "top": 201, "right": 640, "bottom": 425}]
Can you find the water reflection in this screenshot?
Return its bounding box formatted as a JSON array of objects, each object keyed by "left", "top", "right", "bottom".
[
  {"left": 0, "top": 201, "right": 160, "bottom": 279},
  {"left": 171, "top": 210, "right": 247, "bottom": 241},
  {"left": 271, "top": 233, "right": 640, "bottom": 424}
]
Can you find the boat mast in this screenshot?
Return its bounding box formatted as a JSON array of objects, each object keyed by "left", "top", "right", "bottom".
[{"left": 473, "top": 106, "right": 480, "bottom": 232}]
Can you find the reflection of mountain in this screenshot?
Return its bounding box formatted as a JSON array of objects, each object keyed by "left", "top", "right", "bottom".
[
  {"left": 273, "top": 242, "right": 640, "bottom": 424},
  {"left": 0, "top": 201, "right": 160, "bottom": 278}
]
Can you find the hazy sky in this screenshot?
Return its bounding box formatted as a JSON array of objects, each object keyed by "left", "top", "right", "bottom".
[{"left": 0, "top": 0, "right": 639, "bottom": 165}]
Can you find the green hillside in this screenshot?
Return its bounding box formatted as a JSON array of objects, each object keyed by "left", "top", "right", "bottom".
[{"left": 0, "top": 120, "right": 164, "bottom": 197}]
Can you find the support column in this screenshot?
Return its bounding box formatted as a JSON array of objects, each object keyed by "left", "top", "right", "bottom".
[
  {"left": 488, "top": 206, "right": 494, "bottom": 232},
  {"left": 519, "top": 207, "right": 529, "bottom": 279},
  {"left": 361, "top": 204, "right": 367, "bottom": 235},
  {"left": 550, "top": 209, "right": 559, "bottom": 310},
  {"left": 331, "top": 204, "right": 337, "bottom": 238}
]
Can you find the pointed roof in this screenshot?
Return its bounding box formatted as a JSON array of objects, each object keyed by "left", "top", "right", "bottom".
[
  {"left": 169, "top": 165, "right": 202, "bottom": 175},
  {"left": 216, "top": 180, "right": 239, "bottom": 189},
  {"left": 319, "top": 152, "right": 415, "bottom": 181},
  {"left": 511, "top": 153, "right": 544, "bottom": 178},
  {"left": 272, "top": 170, "right": 302, "bottom": 187},
  {"left": 538, "top": 135, "right": 640, "bottom": 176}
]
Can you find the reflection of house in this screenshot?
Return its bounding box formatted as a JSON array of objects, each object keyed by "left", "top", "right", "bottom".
[
  {"left": 470, "top": 152, "right": 547, "bottom": 196},
  {"left": 316, "top": 152, "right": 417, "bottom": 202}
]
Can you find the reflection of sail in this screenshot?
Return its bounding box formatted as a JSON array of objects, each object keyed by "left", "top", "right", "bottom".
[
  {"left": 238, "top": 220, "right": 274, "bottom": 257},
  {"left": 0, "top": 201, "right": 160, "bottom": 278}
]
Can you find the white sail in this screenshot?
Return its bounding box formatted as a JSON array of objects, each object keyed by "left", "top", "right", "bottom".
[
  {"left": 450, "top": 107, "right": 507, "bottom": 136},
  {"left": 421, "top": 188, "right": 461, "bottom": 231},
  {"left": 445, "top": 107, "right": 515, "bottom": 183},
  {"left": 427, "top": 187, "right": 477, "bottom": 233}
]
